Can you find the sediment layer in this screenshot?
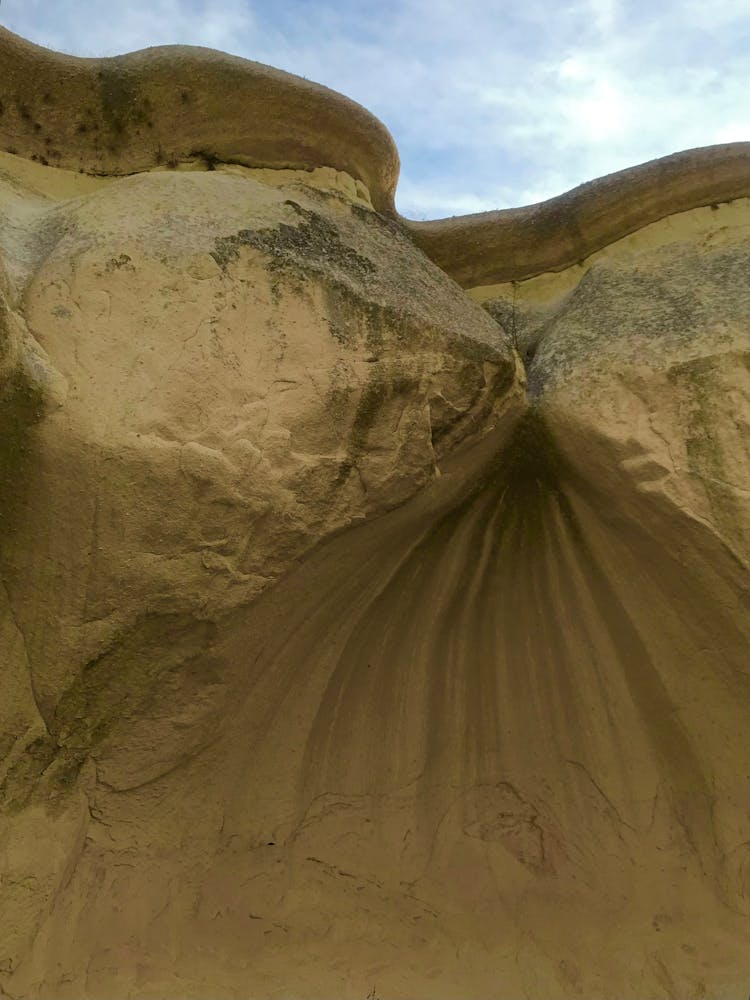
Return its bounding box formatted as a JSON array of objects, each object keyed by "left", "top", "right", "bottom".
[{"left": 0, "top": 27, "right": 399, "bottom": 213}]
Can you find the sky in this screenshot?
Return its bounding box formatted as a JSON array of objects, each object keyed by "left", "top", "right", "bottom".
[{"left": 2, "top": 0, "right": 749, "bottom": 219}]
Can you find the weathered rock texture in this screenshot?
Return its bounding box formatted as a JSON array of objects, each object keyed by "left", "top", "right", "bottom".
[{"left": 1, "top": 27, "right": 750, "bottom": 1000}]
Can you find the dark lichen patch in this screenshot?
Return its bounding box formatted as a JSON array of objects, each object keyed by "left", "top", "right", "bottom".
[
  {"left": 325, "top": 381, "right": 355, "bottom": 424},
  {"left": 0, "top": 614, "right": 218, "bottom": 814},
  {"left": 96, "top": 66, "right": 153, "bottom": 140},
  {"left": 482, "top": 296, "right": 515, "bottom": 342},
  {"left": 0, "top": 363, "right": 46, "bottom": 536},
  {"left": 350, "top": 376, "right": 419, "bottom": 453},
  {"left": 666, "top": 355, "right": 745, "bottom": 540},
  {"left": 212, "top": 200, "right": 509, "bottom": 389},
  {"left": 210, "top": 205, "right": 376, "bottom": 291},
  {"left": 668, "top": 356, "right": 723, "bottom": 477},
  {"left": 104, "top": 253, "right": 134, "bottom": 272},
  {"left": 329, "top": 457, "right": 356, "bottom": 491},
  {"left": 524, "top": 339, "right": 540, "bottom": 364},
  {"left": 323, "top": 279, "right": 423, "bottom": 355},
  {"left": 323, "top": 277, "right": 507, "bottom": 374},
  {"left": 323, "top": 282, "right": 375, "bottom": 349},
  {"left": 350, "top": 381, "right": 388, "bottom": 450},
  {"left": 0, "top": 735, "right": 58, "bottom": 814},
  {"left": 349, "top": 201, "right": 403, "bottom": 237},
  {"left": 97, "top": 67, "right": 130, "bottom": 134},
  {"left": 322, "top": 280, "right": 512, "bottom": 462},
  {"left": 189, "top": 148, "right": 220, "bottom": 171}
]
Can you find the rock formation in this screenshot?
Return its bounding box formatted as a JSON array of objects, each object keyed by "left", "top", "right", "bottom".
[{"left": 1, "top": 25, "right": 750, "bottom": 1000}]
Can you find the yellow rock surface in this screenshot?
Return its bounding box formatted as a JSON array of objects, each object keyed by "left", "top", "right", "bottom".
[{"left": 1, "top": 28, "right": 750, "bottom": 1000}]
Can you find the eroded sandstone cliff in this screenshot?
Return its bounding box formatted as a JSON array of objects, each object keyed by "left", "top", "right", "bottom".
[{"left": 1, "top": 26, "right": 750, "bottom": 1000}]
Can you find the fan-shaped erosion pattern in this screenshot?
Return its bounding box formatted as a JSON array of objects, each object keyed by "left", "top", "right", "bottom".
[{"left": 1, "top": 27, "right": 750, "bottom": 1000}]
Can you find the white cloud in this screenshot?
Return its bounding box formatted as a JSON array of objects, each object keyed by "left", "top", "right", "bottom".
[
  {"left": 556, "top": 64, "right": 632, "bottom": 143},
  {"left": 713, "top": 122, "right": 750, "bottom": 144},
  {"left": 587, "top": 0, "right": 618, "bottom": 33},
  {"left": 2, "top": 0, "right": 255, "bottom": 55}
]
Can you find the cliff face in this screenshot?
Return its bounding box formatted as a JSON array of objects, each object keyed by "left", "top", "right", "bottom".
[{"left": 1, "top": 28, "right": 750, "bottom": 1000}]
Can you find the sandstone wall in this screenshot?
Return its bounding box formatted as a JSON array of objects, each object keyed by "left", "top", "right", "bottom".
[{"left": 1, "top": 27, "right": 750, "bottom": 1000}]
